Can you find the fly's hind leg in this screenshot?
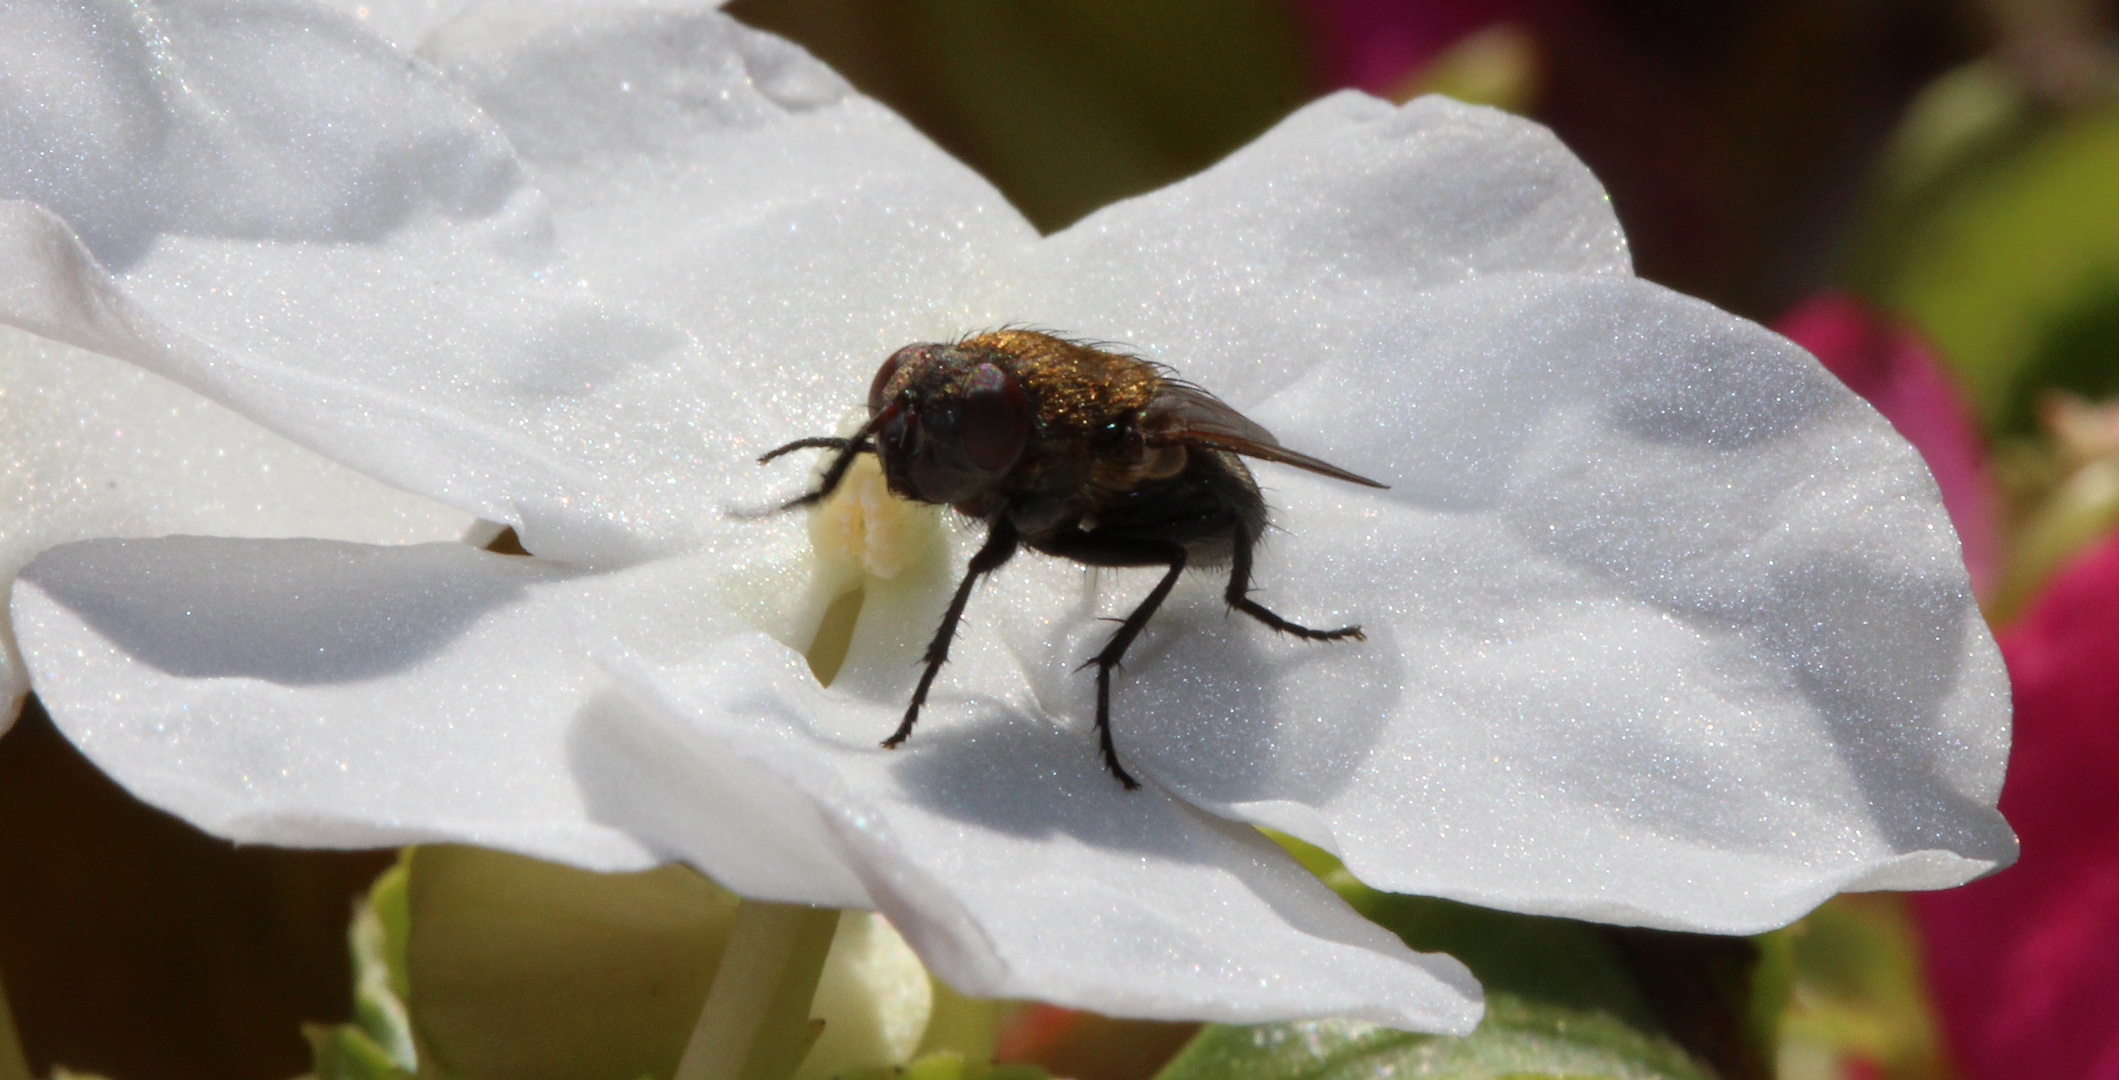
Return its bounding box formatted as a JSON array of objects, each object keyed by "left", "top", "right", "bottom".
[
  {"left": 1225, "top": 528, "right": 1364, "bottom": 642},
  {"left": 886, "top": 516, "right": 1020, "bottom": 750},
  {"left": 1032, "top": 532, "right": 1191, "bottom": 790}
]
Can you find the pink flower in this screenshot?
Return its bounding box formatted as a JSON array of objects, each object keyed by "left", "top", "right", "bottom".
[
  {"left": 1297, "top": 0, "right": 1523, "bottom": 94},
  {"left": 1776, "top": 292, "right": 2000, "bottom": 594},
  {"left": 1913, "top": 529, "right": 2119, "bottom": 1079}
]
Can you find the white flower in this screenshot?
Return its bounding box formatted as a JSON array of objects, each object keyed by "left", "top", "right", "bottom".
[{"left": 0, "top": 0, "right": 2013, "bottom": 1033}]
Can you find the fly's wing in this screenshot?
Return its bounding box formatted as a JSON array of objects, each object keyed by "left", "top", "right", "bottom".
[{"left": 1143, "top": 383, "right": 1388, "bottom": 489}]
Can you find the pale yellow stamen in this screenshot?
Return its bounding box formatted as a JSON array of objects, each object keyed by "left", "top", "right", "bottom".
[
  {"left": 799, "top": 454, "right": 945, "bottom": 686},
  {"left": 806, "top": 455, "right": 936, "bottom": 581}
]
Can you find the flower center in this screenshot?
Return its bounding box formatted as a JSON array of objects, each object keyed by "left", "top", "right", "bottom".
[
  {"left": 801, "top": 454, "right": 944, "bottom": 685},
  {"left": 806, "top": 455, "right": 932, "bottom": 580}
]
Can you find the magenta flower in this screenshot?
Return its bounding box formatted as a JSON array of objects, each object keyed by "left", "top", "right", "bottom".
[
  {"left": 1297, "top": 0, "right": 1523, "bottom": 95},
  {"left": 1913, "top": 528, "right": 2119, "bottom": 1079},
  {"left": 1776, "top": 292, "right": 2000, "bottom": 595}
]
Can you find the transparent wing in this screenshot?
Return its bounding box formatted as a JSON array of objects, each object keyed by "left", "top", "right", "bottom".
[{"left": 1144, "top": 383, "right": 1388, "bottom": 489}]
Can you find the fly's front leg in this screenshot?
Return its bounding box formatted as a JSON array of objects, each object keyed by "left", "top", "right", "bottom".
[
  {"left": 759, "top": 436, "right": 853, "bottom": 464},
  {"left": 886, "top": 516, "right": 1020, "bottom": 749},
  {"left": 1225, "top": 527, "right": 1363, "bottom": 641},
  {"left": 1033, "top": 532, "right": 1190, "bottom": 790},
  {"left": 757, "top": 414, "right": 883, "bottom": 512}
]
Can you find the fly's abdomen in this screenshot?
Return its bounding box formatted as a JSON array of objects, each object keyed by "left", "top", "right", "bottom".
[{"left": 1079, "top": 452, "right": 1264, "bottom": 563}]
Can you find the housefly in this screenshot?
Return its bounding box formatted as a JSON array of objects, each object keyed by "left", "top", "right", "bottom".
[{"left": 761, "top": 329, "right": 1386, "bottom": 789}]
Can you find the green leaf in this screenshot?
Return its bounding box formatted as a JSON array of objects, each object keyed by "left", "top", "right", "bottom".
[
  {"left": 302, "top": 1021, "right": 416, "bottom": 1080},
  {"left": 1995, "top": 277, "right": 2119, "bottom": 434},
  {"left": 1746, "top": 927, "right": 1797, "bottom": 1065},
  {"left": 300, "top": 851, "right": 421, "bottom": 1080},
  {"left": 369, "top": 849, "right": 413, "bottom": 1004},
  {"left": 1852, "top": 74, "right": 2119, "bottom": 433},
  {"left": 349, "top": 856, "right": 417, "bottom": 1072},
  {"left": 1776, "top": 895, "right": 1951, "bottom": 1080},
  {"left": 1345, "top": 892, "right": 1664, "bottom": 1033},
  {"left": 1185, "top": 839, "right": 1748, "bottom": 1080},
  {"left": 1154, "top": 1010, "right": 1709, "bottom": 1080},
  {"left": 1148, "top": 890, "right": 1727, "bottom": 1080},
  {"left": 837, "top": 1049, "right": 1052, "bottom": 1080}
]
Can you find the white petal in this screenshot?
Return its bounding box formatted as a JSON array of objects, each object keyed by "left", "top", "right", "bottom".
[
  {"left": 576, "top": 626, "right": 1482, "bottom": 1033},
  {"left": 0, "top": 1, "right": 1030, "bottom": 561},
  {"left": 18, "top": 534, "right": 1483, "bottom": 1029},
  {"left": 1031, "top": 272, "right": 2012, "bottom": 933},
  {"left": 12, "top": 537, "right": 659, "bottom": 869},
  {"left": 313, "top": 0, "right": 477, "bottom": 53},
  {"left": 1014, "top": 94, "right": 1631, "bottom": 404},
  {"left": 0, "top": 327, "right": 471, "bottom": 726},
  {"left": 0, "top": 3, "right": 694, "bottom": 561},
  {"left": 421, "top": 2, "right": 1037, "bottom": 472}
]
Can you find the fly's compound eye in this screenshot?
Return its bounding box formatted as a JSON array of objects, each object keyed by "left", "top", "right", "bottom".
[
  {"left": 870, "top": 345, "right": 924, "bottom": 414},
  {"left": 959, "top": 363, "right": 1030, "bottom": 474},
  {"left": 876, "top": 401, "right": 912, "bottom": 456}
]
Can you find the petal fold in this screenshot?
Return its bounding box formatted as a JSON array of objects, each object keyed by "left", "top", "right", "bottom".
[
  {"left": 0, "top": 2, "right": 693, "bottom": 561},
  {"left": 1, "top": 327, "right": 472, "bottom": 724},
  {"left": 421, "top": 1, "right": 1039, "bottom": 474},
  {"left": 583, "top": 629, "right": 1483, "bottom": 1033}
]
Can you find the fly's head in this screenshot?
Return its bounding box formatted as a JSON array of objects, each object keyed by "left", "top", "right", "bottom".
[{"left": 868, "top": 342, "right": 1033, "bottom": 507}]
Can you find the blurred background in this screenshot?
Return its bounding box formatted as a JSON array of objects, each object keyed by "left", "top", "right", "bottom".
[{"left": 4, "top": 1, "right": 2117, "bottom": 1078}]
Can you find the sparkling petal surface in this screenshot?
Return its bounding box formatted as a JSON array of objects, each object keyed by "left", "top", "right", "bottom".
[
  {"left": 0, "top": 326, "right": 472, "bottom": 727},
  {"left": 13, "top": 537, "right": 657, "bottom": 869},
  {"left": 0, "top": 1, "right": 1020, "bottom": 563},
  {"left": 0, "top": 0, "right": 915, "bottom": 554},
  {"left": 315, "top": 0, "right": 473, "bottom": 52},
  {"left": 975, "top": 272, "right": 2015, "bottom": 932},
  {"left": 0, "top": 0, "right": 650, "bottom": 557},
  {"left": 423, "top": 1, "right": 1035, "bottom": 469},
  {"left": 1776, "top": 292, "right": 1998, "bottom": 596},
  {"left": 588, "top": 631, "right": 1480, "bottom": 1031},
  {"left": 1012, "top": 91, "right": 1629, "bottom": 407}
]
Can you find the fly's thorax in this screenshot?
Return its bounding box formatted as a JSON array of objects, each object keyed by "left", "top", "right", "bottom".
[{"left": 975, "top": 332, "right": 1162, "bottom": 439}]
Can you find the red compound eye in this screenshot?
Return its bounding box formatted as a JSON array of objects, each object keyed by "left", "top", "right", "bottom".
[
  {"left": 870, "top": 345, "right": 924, "bottom": 414},
  {"left": 959, "top": 363, "right": 1029, "bottom": 474}
]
